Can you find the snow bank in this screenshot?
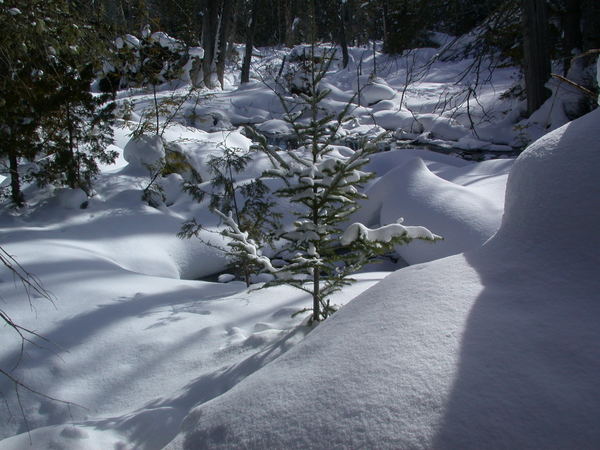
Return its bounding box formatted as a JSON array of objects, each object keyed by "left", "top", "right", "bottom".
[
  {"left": 166, "top": 109, "right": 600, "bottom": 449},
  {"left": 123, "top": 134, "right": 165, "bottom": 172},
  {"left": 356, "top": 153, "right": 509, "bottom": 264},
  {"left": 360, "top": 79, "right": 396, "bottom": 106}
]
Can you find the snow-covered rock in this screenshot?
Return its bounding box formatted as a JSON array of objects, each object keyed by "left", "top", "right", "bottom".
[
  {"left": 360, "top": 80, "right": 396, "bottom": 106},
  {"left": 123, "top": 134, "right": 166, "bottom": 171},
  {"left": 165, "top": 109, "right": 600, "bottom": 449},
  {"left": 256, "top": 119, "right": 292, "bottom": 135},
  {"left": 372, "top": 109, "right": 423, "bottom": 133},
  {"left": 55, "top": 188, "right": 88, "bottom": 209}
]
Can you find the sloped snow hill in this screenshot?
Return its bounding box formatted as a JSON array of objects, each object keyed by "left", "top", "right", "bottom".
[{"left": 166, "top": 109, "right": 600, "bottom": 448}]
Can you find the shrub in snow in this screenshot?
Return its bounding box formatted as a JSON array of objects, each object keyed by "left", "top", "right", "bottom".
[
  {"left": 102, "top": 27, "right": 199, "bottom": 137},
  {"left": 179, "top": 145, "right": 279, "bottom": 287},
  {"left": 249, "top": 50, "right": 440, "bottom": 322},
  {"left": 100, "top": 27, "right": 192, "bottom": 93}
]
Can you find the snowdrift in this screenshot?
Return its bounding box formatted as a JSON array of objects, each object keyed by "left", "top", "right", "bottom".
[{"left": 166, "top": 109, "right": 600, "bottom": 448}]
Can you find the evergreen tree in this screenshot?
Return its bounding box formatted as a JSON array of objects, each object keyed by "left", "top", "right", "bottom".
[
  {"left": 251, "top": 47, "right": 440, "bottom": 322},
  {"left": 1, "top": 0, "right": 116, "bottom": 204},
  {"left": 179, "top": 145, "right": 279, "bottom": 286},
  {"left": 33, "top": 63, "right": 116, "bottom": 195}
]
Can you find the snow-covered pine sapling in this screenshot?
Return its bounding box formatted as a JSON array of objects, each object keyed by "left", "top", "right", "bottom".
[
  {"left": 179, "top": 145, "right": 279, "bottom": 286},
  {"left": 103, "top": 26, "right": 187, "bottom": 137},
  {"left": 251, "top": 45, "right": 441, "bottom": 322}
]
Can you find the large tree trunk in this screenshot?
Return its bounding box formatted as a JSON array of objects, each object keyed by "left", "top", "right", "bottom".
[
  {"left": 561, "top": 0, "right": 582, "bottom": 74},
  {"left": 581, "top": 0, "right": 600, "bottom": 51},
  {"left": 201, "top": 0, "right": 220, "bottom": 88},
  {"left": 241, "top": 0, "right": 258, "bottom": 84},
  {"left": 338, "top": 0, "right": 349, "bottom": 69},
  {"left": 216, "top": 0, "right": 234, "bottom": 89},
  {"left": 522, "top": 0, "right": 551, "bottom": 116}
]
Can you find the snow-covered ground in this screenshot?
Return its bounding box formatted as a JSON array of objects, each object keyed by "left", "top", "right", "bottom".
[{"left": 1, "top": 41, "right": 597, "bottom": 448}]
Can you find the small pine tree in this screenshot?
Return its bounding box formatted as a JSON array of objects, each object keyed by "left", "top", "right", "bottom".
[
  {"left": 33, "top": 63, "right": 116, "bottom": 195},
  {"left": 103, "top": 26, "right": 187, "bottom": 135},
  {"left": 250, "top": 46, "right": 440, "bottom": 322},
  {"left": 179, "top": 145, "right": 279, "bottom": 286}
]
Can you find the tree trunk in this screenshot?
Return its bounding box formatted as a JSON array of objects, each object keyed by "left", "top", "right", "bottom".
[
  {"left": 522, "top": 0, "right": 551, "bottom": 116},
  {"left": 284, "top": 0, "right": 294, "bottom": 47},
  {"left": 241, "top": 0, "right": 258, "bottom": 84},
  {"left": 581, "top": 0, "right": 600, "bottom": 51},
  {"left": 313, "top": 269, "right": 320, "bottom": 322},
  {"left": 382, "top": 0, "right": 390, "bottom": 53},
  {"left": 201, "top": 0, "right": 220, "bottom": 88},
  {"left": 216, "top": 0, "right": 234, "bottom": 89},
  {"left": 338, "top": 0, "right": 349, "bottom": 69},
  {"left": 8, "top": 150, "right": 24, "bottom": 207},
  {"left": 561, "top": 0, "right": 582, "bottom": 74}
]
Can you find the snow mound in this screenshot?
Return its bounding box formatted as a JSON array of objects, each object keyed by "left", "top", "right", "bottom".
[
  {"left": 166, "top": 109, "right": 600, "bottom": 449},
  {"left": 55, "top": 188, "right": 88, "bottom": 209},
  {"left": 123, "top": 134, "right": 165, "bottom": 172},
  {"left": 256, "top": 118, "right": 292, "bottom": 135},
  {"left": 366, "top": 157, "right": 503, "bottom": 264},
  {"left": 372, "top": 109, "right": 422, "bottom": 133},
  {"left": 360, "top": 79, "right": 396, "bottom": 106}
]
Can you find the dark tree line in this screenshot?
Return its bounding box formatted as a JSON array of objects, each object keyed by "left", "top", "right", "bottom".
[{"left": 86, "top": 0, "right": 600, "bottom": 98}]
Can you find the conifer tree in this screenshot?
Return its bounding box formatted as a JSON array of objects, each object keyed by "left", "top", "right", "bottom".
[
  {"left": 179, "top": 145, "right": 279, "bottom": 286},
  {"left": 1, "top": 0, "right": 117, "bottom": 202},
  {"left": 33, "top": 63, "right": 117, "bottom": 195},
  {"left": 251, "top": 47, "right": 440, "bottom": 322}
]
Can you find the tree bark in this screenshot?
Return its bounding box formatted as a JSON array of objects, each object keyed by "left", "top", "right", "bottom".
[
  {"left": 581, "top": 0, "right": 600, "bottom": 51},
  {"left": 338, "top": 0, "right": 349, "bottom": 68},
  {"left": 216, "top": 0, "right": 234, "bottom": 89},
  {"left": 241, "top": 0, "right": 258, "bottom": 84},
  {"left": 201, "top": 0, "right": 220, "bottom": 88},
  {"left": 8, "top": 150, "right": 24, "bottom": 207},
  {"left": 522, "top": 0, "right": 551, "bottom": 116}
]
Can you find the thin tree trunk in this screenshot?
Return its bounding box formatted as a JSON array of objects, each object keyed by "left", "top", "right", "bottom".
[
  {"left": 313, "top": 269, "right": 320, "bottom": 322},
  {"left": 581, "top": 0, "right": 600, "bottom": 51},
  {"left": 153, "top": 84, "right": 160, "bottom": 135},
  {"left": 284, "top": 0, "right": 294, "bottom": 47},
  {"left": 562, "top": 0, "right": 582, "bottom": 74},
  {"left": 522, "top": 0, "right": 551, "bottom": 116},
  {"left": 382, "top": 0, "right": 390, "bottom": 53}
]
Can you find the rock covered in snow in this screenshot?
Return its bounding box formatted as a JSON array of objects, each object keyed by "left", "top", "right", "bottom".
[
  {"left": 256, "top": 119, "right": 292, "bottom": 135},
  {"left": 217, "top": 274, "right": 236, "bottom": 283},
  {"left": 372, "top": 109, "right": 423, "bottom": 133},
  {"left": 55, "top": 188, "right": 88, "bottom": 209},
  {"left": 360, "top": 78, "right": 396, "bottom": 106},
  {"left": 165, "top": 109, "right": 600, "bottom": 449},
  {"left": 123, "top": 134, "right": 165, "bottom": 171}
]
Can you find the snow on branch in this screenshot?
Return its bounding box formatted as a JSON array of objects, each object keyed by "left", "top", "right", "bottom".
[
  {"left": 212, "top": 208, "right": 278, "bottom": 273},
  {"left": 341, "top": 219, "right": 442, "bottom": 246}
]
